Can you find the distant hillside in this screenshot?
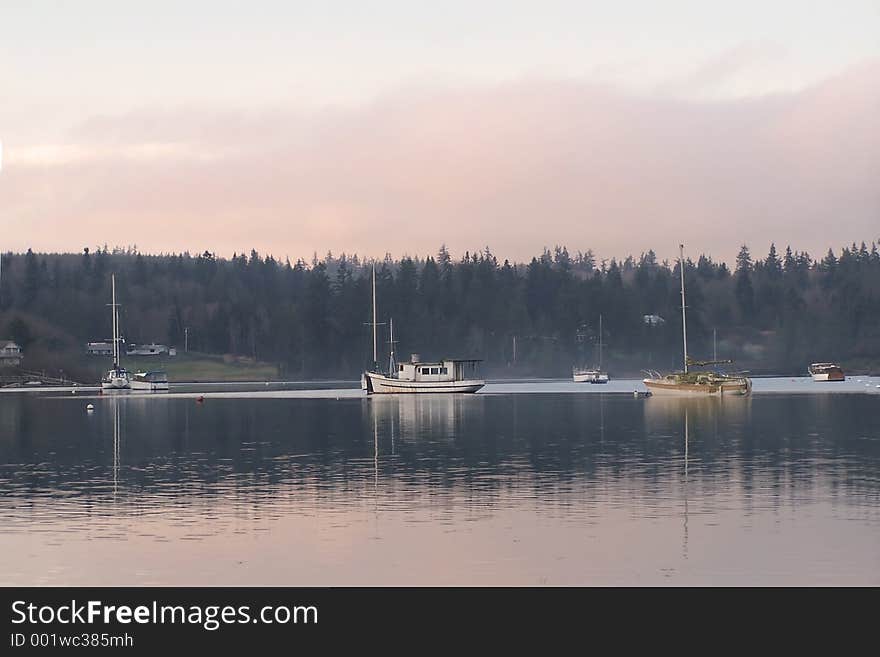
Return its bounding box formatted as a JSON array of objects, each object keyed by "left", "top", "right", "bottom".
[{"left": 1, "top": 240, "right": 879, "bottom": 381}]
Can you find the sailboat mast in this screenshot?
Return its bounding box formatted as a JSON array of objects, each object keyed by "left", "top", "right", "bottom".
[
  {"left": 598, "top": 314, "right": 603, "bottom": 370},
  {"left": 388, "top": 317, "right": 395, "bottom": 376},
  {"left": 372, "top": 264, "right": 377, "bottom": 365},
  {"left": 111, "top": 274, "right": 118, "bottom": 367},
  {"left": 679, "top": 244, "right": 688, "bottom": 374}
]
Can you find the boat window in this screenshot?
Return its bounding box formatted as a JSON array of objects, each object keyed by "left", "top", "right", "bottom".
[
  {"left": 441, "top": 367, "right": 448, "bottom": 374},
  {"left": 399, "top": 364, "right": 404, "bottom": 372}
]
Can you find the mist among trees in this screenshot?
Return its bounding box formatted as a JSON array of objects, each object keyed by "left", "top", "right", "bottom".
[{"left": 1, "top": 239, "right": 879, "bottom": 380}]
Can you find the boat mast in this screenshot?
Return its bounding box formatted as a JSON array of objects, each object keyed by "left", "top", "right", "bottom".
[
  {"left": 111, "top": 274, "right": 118, "bottom": 369},
  {"left": 388, "top": 317, "right": 397, "bottom": 376},
  {"left": 598, "top": 314, "right": 603, "bottom": 370},
  {"left": 679, "top": 244, "right": 688, "bottom": 374},
  {"left": 372, "top": 264, "right": 377, "bottom": 366}
]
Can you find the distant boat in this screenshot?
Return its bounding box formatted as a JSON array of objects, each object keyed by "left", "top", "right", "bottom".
[
  {"left": 643, "top": 245, "right": 751, "bottom": 396},
  {"left": 130, "top": 370, "right": 169, "bottom": 391},
  {"left": 808, "top": 362, "right": 845, "bottom": 381},
  {"left": 573, "top": 314, "right": 610, "bottom": 383},
  {"left": 101, "top": 274, "right": 131, "bottom": 390},
  {"left": 362, "top": 265, "right": 485, "bottom": 395}
]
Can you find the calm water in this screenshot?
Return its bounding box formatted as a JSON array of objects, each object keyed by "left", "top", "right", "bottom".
[{"left": 2, "top": 379, "right": 879, "bottom": 585}]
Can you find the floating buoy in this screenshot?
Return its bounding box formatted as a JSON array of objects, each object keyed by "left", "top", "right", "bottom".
[{"left": 86, "top": 404, "right": 94, "bottom": 412}]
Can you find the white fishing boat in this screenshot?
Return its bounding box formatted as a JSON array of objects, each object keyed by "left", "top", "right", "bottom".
[
  {"left": 643, "top": 245, "right": 751, "bottom": 396},
  {"left": 365, "top": 355, "right": 485, "bottom": 394},
  {"left": 101, "top": 274, "right": 131, "bottom": 390},
  {"left": 573, "top": 314, "right": 610, "bottom": 383},
  {"left": 130, "top": 370, "right": 169, "bottom": 391},
  {"left": 362, "top": 265, "right": 485, "bottom": 395}
]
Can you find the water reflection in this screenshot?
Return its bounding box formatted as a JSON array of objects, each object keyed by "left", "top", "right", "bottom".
[
  {"left": 683, "top": 407, "right": 688, "bottom": 560},
  {"left": 112, "top": 395, "right": 121, "bottom": 498},
  {"left": 0, "top": 391, "right": 878, "bottom": 585}
]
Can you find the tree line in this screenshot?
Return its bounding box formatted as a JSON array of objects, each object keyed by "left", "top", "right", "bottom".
[{"left": 1, "top": 239, "right": 879, "bottom": 380}]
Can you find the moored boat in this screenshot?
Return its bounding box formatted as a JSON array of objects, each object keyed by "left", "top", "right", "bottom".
[
  {"left": 365, "top": 356, "right": 485, "bottom": 394},
  {"left": 101, "top": 274, "right": 131, "bottom": 390},
  {"left": 362, "top": 265, "right": 485, "bottom": 395},
  {"left": 130, "top": 370, "right": 169, "bottom": 391},
  {"left": 573, "top": 368, "right": 609, "bottom": 384},
  {"left": 573, "top": 314, "right": 610, "bottom": 384},
  {"left": 808, "top": 362, "right": 845, "bottom": 381},
  {"left": 642, "top": 245, "right": 751, "bottom": 397},
  {"left": 642, "top": 368, "right": 751, "bottom": 396}
]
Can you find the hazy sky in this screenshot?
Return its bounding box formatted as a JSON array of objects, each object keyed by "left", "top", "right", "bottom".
[{"left": 1, "top": 1, "right": 878, "bottom": 264}]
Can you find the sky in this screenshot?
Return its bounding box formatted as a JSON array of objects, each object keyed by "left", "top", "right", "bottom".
[{"left": 1, "top": 1, "right": 878, "bottom": 265}]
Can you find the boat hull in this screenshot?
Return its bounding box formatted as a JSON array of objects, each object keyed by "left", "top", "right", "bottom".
[
  {"left": 573, "top": 372, "right": 610, "bottom": 384},
  {"left": 810, "top": 372, "right": 845, "bottom": 382},
  {"left": 101, "top": 378, "right": 130, "bottom": 390},
  {"left": 643, "top": 378, "right": 750, "bottom": 396},
  {"left": 365, "top": 372, "right": 484, "bottom": 394},
  {"left": 130, "top": 380, "right": 169, "bottom": 391}
]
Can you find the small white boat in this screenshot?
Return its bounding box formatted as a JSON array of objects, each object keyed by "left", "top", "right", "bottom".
[
  {"left": 130, "top": 370, "right": 169, "bottom": 391},
  {"left": 808, "top": 363, "right": 845, "bottom": 381},
  {"left": 573, "top": 315, "right": 610, "bottom": 383},
  {"left": 102, "top": 369, "right": 131, "bottom": 390},
  {"left": 573, "top": 369, "right": 610, "bottom": 384},
  {"left": 101, "top": 274, "right": 131, "bottom": 390}
]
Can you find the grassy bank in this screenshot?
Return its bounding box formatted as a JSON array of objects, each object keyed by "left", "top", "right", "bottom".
[{"left": 122, "top": 352, "right": 280, "bottom": 382}]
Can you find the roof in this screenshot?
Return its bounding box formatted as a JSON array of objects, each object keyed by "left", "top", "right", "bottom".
[{"left": 405, "top": 358, "right": 483, "bottom": 364}]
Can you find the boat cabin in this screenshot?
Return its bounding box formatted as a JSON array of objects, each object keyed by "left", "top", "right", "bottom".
[
  {"left": 133, "top": 371, "right": 168, "bottom": 384},
  {"left": 395, "top": 355, "right": 481, "bottom": 382}
]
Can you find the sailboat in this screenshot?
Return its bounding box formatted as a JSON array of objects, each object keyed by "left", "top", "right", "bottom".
[
  {"left": 573, "top": 314, "right": 610, "bottom": 383},
  {"left": 362, "top": 265, "right": 485, "bottom": 394},
  {"left": 101, "top": 274, "right": 131, "bottom": 390},
  {"left": 642, "top": 245, "right": 751, "bottom": 396}
]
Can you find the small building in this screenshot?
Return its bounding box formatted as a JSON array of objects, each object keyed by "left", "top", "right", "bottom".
[
  {"left": 643, "top": 314, "right": 666, "bottom": 326},
  {"left": 126, "top": 343, "right": 169, "bottom": 356},
  {"left": 0, "top": 340, "right": 23, "bottom": 366},
  {"left": 87, "top": 341, "right": 114, "bottom": 356}
]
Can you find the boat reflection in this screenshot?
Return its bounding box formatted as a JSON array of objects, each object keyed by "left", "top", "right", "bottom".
[
  {"left": 365, "top": 394, "right": 485, "bottom": 443},
  {"left": 111, "top": 395, "right": 122, "bottom": 498},
  {"left": 643, "top": 394, "right": 751, "bottom": 435},
  {"left": 683, "top": 406, "right": 688, "bottom": 560}
]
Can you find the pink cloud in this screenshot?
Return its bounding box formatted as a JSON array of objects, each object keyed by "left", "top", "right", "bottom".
[{"left": 2, "top": 59, "right": 878, "bottom": 264}]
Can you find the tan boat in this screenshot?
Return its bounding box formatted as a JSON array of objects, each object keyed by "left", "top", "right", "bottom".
[
  {"left": 643, "top": 369, "right": 751, "bottom": 396},
  {"left": 642, "top": 245, "right": 752, "bottom": 397}
]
